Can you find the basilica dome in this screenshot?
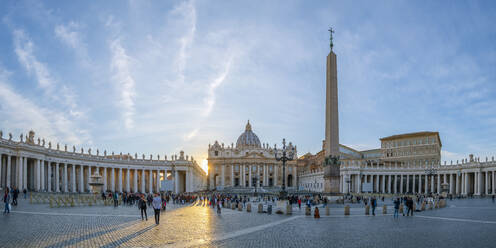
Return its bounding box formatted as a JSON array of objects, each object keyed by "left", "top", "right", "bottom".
[{"left": 236, "top": 120, "right": 261, "bottom": 149}]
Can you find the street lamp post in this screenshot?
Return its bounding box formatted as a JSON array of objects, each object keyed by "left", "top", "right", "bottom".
[
  {"left": 346, "top": 176, "right": 351, "bottom": 195},
  {"left": 275, "top": 138, "right": 295, "bottom": 200},
  {"left": 425, "top": 165, "right": 437, "bottom": 195}
]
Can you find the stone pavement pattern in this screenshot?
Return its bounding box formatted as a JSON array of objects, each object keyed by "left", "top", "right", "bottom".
[{"left": 1, "top": 198, "right": 496, "bottom": 247}]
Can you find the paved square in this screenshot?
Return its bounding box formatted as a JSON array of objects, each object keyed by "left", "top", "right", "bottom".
[{"left": 1, "top": 198, "right": 496, "bottom": 247}]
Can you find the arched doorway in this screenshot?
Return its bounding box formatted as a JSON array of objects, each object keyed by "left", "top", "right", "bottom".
[{"left": 287, "top": 175, "right": 293, "bottom": 187}]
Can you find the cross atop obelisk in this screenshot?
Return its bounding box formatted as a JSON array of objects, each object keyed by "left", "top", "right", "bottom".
[{"left": 328, "top": 27, "right": 335, "bottom": 51}]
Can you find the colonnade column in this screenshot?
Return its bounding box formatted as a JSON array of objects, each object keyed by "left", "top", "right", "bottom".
[
  {"left": 63, "top": 164, "right": 68, "bottom": 192},
  {"left": 47, "top": 162, "right": 51, "bottom": 192},
  {"left": 126, "top": 168, "right": 130, "bottom": 192},
  {"left": 110, "top": 168, "right": 115, "bottom": 192},
  {"left": 418, "top": 174, "right": 422, "bottom": 193},
  {"left": 87, "top": 166, "right": 92, "bottom": 191},
  {"left": 221, "top": 164, "right": 225, "bottom": 187},
  {"left": 430, "top": 175, "right": 434, "bottom": 193},
  {"left": 23, "top": 157, "right": 27, "bottom": 190},
  {"left": 148, "top": 170, "right": 153, "bottom": 193},
  {"left": 493, "top": 171, "right": 495, "bottom": 195},
  {"left": 478, "top": 171, "right": 483, "bottom": 195},
  {"left": 437, "top": 174, "right": 441, "bottom": 193},
  {"left": 118, "top": 168, "right": 123, "bottom": 193},
  {"left": 231, "top": 165, "right": 234, "bottom": 187},
  {"left": 6, "top": 155, "right": 11, "bottom": 188},
  {"left": 464, "top": 172, "right": 468, "bottom": 195},
  {"left": 248, "top": 165, "right": 252, "bottom": 187},
  {"left": 103, "top": 167, "right": 107, "bottom": 192},
  {"left": 174, "top": 170, "right": 179, "bottom": 194},
  {"left": 156, "top": 169, "right": 160, "bottom": 192},
  {"left": 456, "top": 173, "right": 460, "bottom": 195},
  {"left": 133, "top": 169, "right": 138, "bottom": 193},
  {"left": 141, "top": 169, "right": 146, "bottom": 193},
  {"left": 424, "top": 175, "right": 428, "bottom": 194},
  {"left": 71, "top": 164, "right": 76, "bottom": 192},
  {"left": 450, "top": 174, "right": 454, "bottom": 194},
  {"left": 41, "top": 160, "right": 45, "bottom": 191},
  {"left": 399, "top": 175, "right": 403, "bottom": 193},
  {"left": 357, "top": 174, "right": 361, "bottom": 193},
  {"left": 485, "top": 172, "right": 489, "bottom": 195},
  {"left": 388, "top": 175, "right": 392, "bottom": 193},
  {"left": 412, "top": 175, "right": 416, "bottom": 193},
  {"left": 79, "top": 165, "right": 84, "bottom": 193},
  {"left": 55, "top": 163, "right": 60, "bottom": 192}
]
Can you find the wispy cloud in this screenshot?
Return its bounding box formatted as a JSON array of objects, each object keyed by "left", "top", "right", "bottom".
[
  {"left": 13, "top": 29, "right": 55, "bottom": 91},
  {"left": 110, "top": 39, "right": 136, "bottom": 130},
  {"left": 203, "top": 56, "right": 233, "bottom": 117},
  {"left": 13, "top": 29, "right": 84, "bottom": 118},
  {"left": 54, "top": 21, "right": 90, "bottom": 65},
  {"left": 172, "top": 0, "right": 196, "bottom": 84},
  {"left": 0, "top": 68, "right": 88, "bottom": 145}
]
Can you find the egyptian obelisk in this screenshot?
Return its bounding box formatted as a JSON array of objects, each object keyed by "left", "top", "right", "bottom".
[{"left": 324, "top": 28, "right": 340, "bottom": 193}]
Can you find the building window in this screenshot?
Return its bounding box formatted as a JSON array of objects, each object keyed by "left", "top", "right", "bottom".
[{"left": 214, "top": 151, "right": 218, "bottom": 156}]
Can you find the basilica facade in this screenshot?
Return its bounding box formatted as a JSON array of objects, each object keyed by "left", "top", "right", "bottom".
[{"left": 207, "top": 121, "right": 297, "bottom": 192}]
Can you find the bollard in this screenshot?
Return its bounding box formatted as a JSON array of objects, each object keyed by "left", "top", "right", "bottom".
[
  {"left": 286, "top": 204, "right": 292, "bottom": 215},
  {"left": 267, "top": 204, "right": 272, "bottom": 215},
  {"left": 434, "top": 201, "right": 439, "bottom": 208},
  {"left": 421, "top": 202, "right": 426, "bottom": 211},
  {"left": 232, "top": 203, "right": 236, "bottom": 210},
  {"left": 382, "top": 205, "right": 387, "bottom": 214},
  {"left": 238, "top": 203, "right": 243, "bottom": 211},
  {"left": 365, "top": 205, "right": 370, "bottom": 215},
  {"left": 305, "top": 206, "right": 311, "bottom": 216},
  {"left": 247, "top": 203, "right": 252, "bottom": 212},
  {"left": 49, "top": 197, "right": 53, "bottom": 208},
  {"left": 399, "top": 204, "right": 404, "bottom": 214},
  {"left": 70, "top": 197, "right": 75, "bottom": 207},
  {"left": 428, "top": 202, "right": 433, "bottom": 210},
  {"left": 325, "top": 205, "right": 330, "bottom": 216},
  {"left": 258, "top": 203, "right": 263, "bottom": 213},
  {"left": 344, "top": 205, "right": 350, "bottom": 216},
  {"left": 412, "top": 202, "right": 416, "bottom": 212}
]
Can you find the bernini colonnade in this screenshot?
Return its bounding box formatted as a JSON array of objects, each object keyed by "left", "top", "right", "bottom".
[{"left": 0, "top": 131, "right": 207, "bottom": 193}]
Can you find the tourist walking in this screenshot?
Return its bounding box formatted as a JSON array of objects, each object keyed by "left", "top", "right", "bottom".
[
  {"left": 298, "top": 198, "right": 301, "bottom": 209},
  {"left": 113, "top": 192, "right": 119, "bottom": 207},
  {"left": 393, "top": 198, "right": 400, "bottom": 218},
  {"left": 492, "top": 195, "right": 495, "bottom": 203},
  {"left": 139, "top": 195, "right": 148, "bottom": 221},
  {"left": 152, "top": 193, "right": 161, "bottom": 225},
  {"left": 23, "top": 188, "right": 27, "bottom": 199},
  {"left": 371, "top": 197, "right": 377, "bottom": 216},
  {"left": 407, "top": 197, "right": 414, "bottom": 216},
  {"left": 3, "top": 188, "right": 11, "bottom": 214}
]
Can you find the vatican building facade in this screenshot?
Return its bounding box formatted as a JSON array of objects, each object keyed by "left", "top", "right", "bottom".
[
  {"left": 207, "top": 121, "right": 298, "bottom": 192},
  {"left": 0, "top": 131, "right": 207, "bottom": 194}
]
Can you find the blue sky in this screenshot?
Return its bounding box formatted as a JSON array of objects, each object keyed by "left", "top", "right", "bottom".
[{"left": 0, "top": 0, "right": 495, "bottom": 172}]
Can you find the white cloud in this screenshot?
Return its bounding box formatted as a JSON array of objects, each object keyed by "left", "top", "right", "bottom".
[{"left": 110, "top": 39, "right": 136, "bottom": 130}]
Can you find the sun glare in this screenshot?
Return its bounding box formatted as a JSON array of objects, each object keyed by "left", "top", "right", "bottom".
[{"left": 201, "top": 159, "right": 208, "bottom": 174}]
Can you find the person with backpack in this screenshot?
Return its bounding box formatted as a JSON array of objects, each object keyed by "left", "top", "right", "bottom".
[{"left": 138, "top": 195, "right": 148, "bottom": 221}]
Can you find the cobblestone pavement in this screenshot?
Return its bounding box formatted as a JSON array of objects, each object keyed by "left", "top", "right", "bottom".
[{"left": 1, "top": 198, "right": 496, "bottom": 247}]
